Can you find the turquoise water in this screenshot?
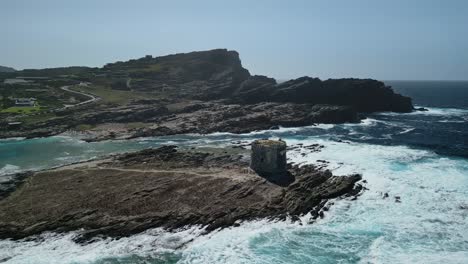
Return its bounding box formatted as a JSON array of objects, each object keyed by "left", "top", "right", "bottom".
[
  {"left": 0, "top": 136, "right": 144, "bottom": 175},
  {"left": 0, "top": 134, "right": 246, "bottom": 175},
  {"left": 0, "top": 107, "right": 468, "bottom": 263}
]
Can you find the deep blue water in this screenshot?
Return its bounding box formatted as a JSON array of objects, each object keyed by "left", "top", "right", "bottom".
[
  {"left": 384, "top": 81, "right": 468, "bottom": 157},
  {"left": 386, "top": 80, "right": 468, "bottom": 109},
  {"left": 0, "top": 81, "right": 467, "bottom": 263}
]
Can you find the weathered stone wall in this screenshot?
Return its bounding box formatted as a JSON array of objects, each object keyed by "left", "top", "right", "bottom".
[{"left": 250, "top": 139, "right": 287, "bottom": 177}]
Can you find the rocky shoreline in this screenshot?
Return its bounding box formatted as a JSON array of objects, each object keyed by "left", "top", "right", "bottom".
[
  {"left": 0, "top": 144, "right": 364, "bottom": 242},
  {"left": 0, "top": 102, "right": 360, "bottom": 141},
  {"left": 0, "top": 49, "right": 414, "bottom": 141}
]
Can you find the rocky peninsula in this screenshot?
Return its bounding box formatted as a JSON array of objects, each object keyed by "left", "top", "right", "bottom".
[
  {"left": 0, "top": 142, "right": 363, "bottom": 241},
  {"left": 0, "top": 49, "right": 413, "bottom": 141}
]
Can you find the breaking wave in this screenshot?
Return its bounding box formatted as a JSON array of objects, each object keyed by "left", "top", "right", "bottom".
[
  {"left": 1, "top": 138, "right": 468, "bottom": 263},
  {"left": 1, "top": 105, "right": 468, "bottom": 263}
]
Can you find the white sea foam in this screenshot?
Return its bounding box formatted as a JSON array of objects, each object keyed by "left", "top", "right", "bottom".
[
  {"left": 1, "top": 118, "right": 467, "bottom": 263},
  {"left": 398, "top": 127, "right": 416, "bottom": 134},
  {"left": 282, "top": 139, "right": 468, "bottom": 263},
  {"left": 421, "top": 107, "right": 468, "bottom": 116},
  {"left": 307, "top": 124, "right": 335, "bottom": 130},
  {"left": 2, "top": 138, "right": 466, "bottom": 263},
  {"left": 438, "top": 119, "right": 466, "bottom": 123},
  {"left": 51, "top": 135, "right": 86, "bottom": 142},
  {"left": 356, "top": 118, "right": 378, "bottom": 127},
  {"left": 378, "top": 106, "right": 468, "bottom": 117},
  {"left": 0, "top": 227, "right": 205, "bottom": 264},
  {"left": 0, "top": 164, "right": 21, "bottom": 176},
  {"left": 0, "top": 137, "right": 26, "bottom": 142}
]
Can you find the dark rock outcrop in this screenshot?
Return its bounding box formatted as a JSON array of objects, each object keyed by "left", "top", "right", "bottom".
[
  {"left": 104, "top": 49, "right": 251, "bottom": 100},
  {"left": 80, "top": 105, "right": 169, "bottom": 124},
  {"left": 231, "top": 76, "right": 413, "bottom": 113},
  {"left": 132, "top": 102, "right": 359, "bottom": 138},
  {"left": 0, "top": 66, "right": 16, "bottom": 73},
  {"left": 233, "top": 75, "right": 278, "bottom": 103},
  {"left": 0, "top": 102, "right": 358, "bottom": 140}
]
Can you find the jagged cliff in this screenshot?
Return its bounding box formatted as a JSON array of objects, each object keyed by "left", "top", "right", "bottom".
[
  {"left": 233, "top": 76, "right": 413, "bottom": 112},
  {"left": 102, "top": 49, "right": 251, "bottom": 99},
  {"left": 99, "top": 49, "right": 413, "bottom": 112}
]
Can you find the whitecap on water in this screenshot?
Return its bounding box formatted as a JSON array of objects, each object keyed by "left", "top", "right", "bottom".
[
  {"left": 281, "top": 139, "right": 468, "bottom": 263},
  {"left": 0, "top": 164, "right": 21, "bottom": 177},
  {"left": 0, "top": 137, "right": 26, "bottom": 142},
  {"left": 378, "top": 106, "right": 468, "bottom": 117},
  {"left": 397, "top": 127, "right": 416, "bottom": 134},
  {"left": 0, "top": 227, "right": 205, "bottom": 264}
]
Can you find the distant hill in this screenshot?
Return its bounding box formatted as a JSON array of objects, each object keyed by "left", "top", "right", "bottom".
[
  {"left": 0, "top": 66, "right": 16, "bottom": 73},
  {"left": 0, "top": 49, "right": 413, "bottom": 112}
]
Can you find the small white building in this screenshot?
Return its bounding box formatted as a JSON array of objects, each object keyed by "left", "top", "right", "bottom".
[{"left": 14, "top": 98, "right": 36, "bottom": 106}]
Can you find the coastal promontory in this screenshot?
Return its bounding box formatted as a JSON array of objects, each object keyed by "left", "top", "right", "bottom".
[
  {"left": 0, "top": 142, "right": 363, "bottom": 241},
  {"left": 0, "top": 49, "right": 413, "bottom": 140}
]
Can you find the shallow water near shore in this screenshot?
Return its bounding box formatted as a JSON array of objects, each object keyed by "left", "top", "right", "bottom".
[{"left": 1, "top": 106, "right": 468, "bottom": 263}]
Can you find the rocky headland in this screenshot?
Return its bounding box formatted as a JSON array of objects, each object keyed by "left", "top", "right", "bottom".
[
  {"left": 0, "top": 49, "right": 413, "bottom": 140},
  {"left": 0, "top": 143, "right": 363, "bottom": 241}
]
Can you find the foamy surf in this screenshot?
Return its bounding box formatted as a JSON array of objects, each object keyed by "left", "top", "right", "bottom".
[
  {"left": 1, "top": 104, "right": 467, "bottom": 263},
  {"left": 0, "top": 164, "right": 21, "bottom": 177},
  {"left": 377, "top": 106, "right": 468, "bottom": 117},
  {"left": 0, "top": 227, "right": 206, "bottom": 264},
  {"left": 1, "top": 138, "right": 467, "bottom": 263}
]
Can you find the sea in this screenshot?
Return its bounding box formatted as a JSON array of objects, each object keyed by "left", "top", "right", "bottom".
[{"left": 0, "top": 81, "right": 467, "bottom": 264}]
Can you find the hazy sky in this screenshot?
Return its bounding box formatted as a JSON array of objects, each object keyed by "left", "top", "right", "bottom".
[{"left": 2, "top": 0, "right": 467, "bottom": 80}]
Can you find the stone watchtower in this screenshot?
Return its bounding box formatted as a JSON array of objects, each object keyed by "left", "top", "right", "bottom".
[{"left": 250, "top": 139, "right": 287, "bottom": 177}]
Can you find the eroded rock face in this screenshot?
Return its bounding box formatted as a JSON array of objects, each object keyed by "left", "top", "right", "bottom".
[{"left": 104, "top": 49, "right": 252, "bottom": 100}]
